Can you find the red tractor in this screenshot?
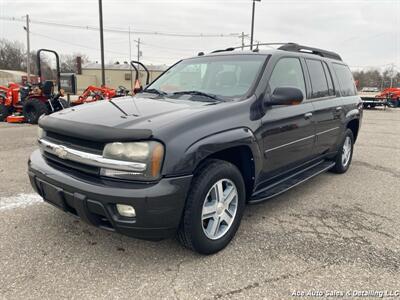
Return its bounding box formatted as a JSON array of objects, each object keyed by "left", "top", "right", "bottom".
[{"left": 0, "top": 49, "right": 68, "bottom": 124}]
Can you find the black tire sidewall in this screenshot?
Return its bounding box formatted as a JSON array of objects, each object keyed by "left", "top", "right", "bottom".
[
  {"left": 23, "top": 99, "right": 49, "bottom": 124},
  {"left": 184, "top": 160, "right": 246, "bottom": 254}
]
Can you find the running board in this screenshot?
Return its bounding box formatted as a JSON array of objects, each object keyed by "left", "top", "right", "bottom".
[{"left": 249, "top": 160, "right": 335, "bottom": 204}]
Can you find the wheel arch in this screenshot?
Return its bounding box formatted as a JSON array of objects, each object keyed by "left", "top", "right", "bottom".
[
  {"left": 173, "top": 128, "right": 262, "bottom": 199},
  {"left": 346, "top": 118, "right": 360, "bottom": 141}
]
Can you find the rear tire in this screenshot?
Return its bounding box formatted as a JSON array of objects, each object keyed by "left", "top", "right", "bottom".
[
  {"left": 330, "top": 129, "right": 354, "bottom": 174},
  {"left": 23, "top": 99, "right": 49, "bottom": 124},
  {"left": 0, "top": 103, "right": 11, "bottom": 121},
  {"left": 178, "top": 159, "right": 246, "bottom": 254}
]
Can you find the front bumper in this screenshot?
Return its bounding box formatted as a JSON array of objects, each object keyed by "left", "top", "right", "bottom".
[{"left": 28, "top": 150, "right": 192, "bottom": 240}]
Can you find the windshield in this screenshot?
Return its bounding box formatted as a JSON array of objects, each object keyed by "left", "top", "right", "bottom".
[{"left": 146, "top": 55, "right": 267, "bottom": 100}]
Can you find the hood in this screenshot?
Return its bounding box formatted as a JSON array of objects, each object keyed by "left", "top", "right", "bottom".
[{"left": 39, "top": 95, "right": 215, "bottom": 142}]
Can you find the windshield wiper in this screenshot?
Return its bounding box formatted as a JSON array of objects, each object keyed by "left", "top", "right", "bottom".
[
  {"left": 172, "top": 90, "right": 223, "bottom": 101},
  {"left": 143, "top": 88, "right": 168, "bottom": 96}
]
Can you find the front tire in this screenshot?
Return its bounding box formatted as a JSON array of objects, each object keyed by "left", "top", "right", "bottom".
[
  {"left": 23, "top": 99, "right": 49, "bottom": 124},
  {"left": 178, "top": 159, "right": 246, "bottom": 254},
  {"left": 330, "top": 129, "right": 354, "bottom": 174}
]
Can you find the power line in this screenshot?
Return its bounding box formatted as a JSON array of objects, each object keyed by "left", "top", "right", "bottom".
[
  {"left": 28, "top": 30, "right": 189, "bottom": 61},
  {"left": 29, "top": 31, "right": 128, "bottom": 55},
  {"left": 0, "top": 16, "right": 242, "bottom": 38}
]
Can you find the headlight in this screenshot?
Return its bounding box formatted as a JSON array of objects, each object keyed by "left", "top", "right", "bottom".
[
  {"left": 100, "top": 141, "right": 164, "bottom": 180},
  {"left": 38, "top": 127, "right": 45, "bottom": 139}
]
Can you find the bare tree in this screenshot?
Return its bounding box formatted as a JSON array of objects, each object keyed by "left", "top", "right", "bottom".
[
  {"left": 60, "top": 53, "right": 89, "bottom": 73},
  {"left": 0, "top": 39, "right": 25, "bottom": 71}
]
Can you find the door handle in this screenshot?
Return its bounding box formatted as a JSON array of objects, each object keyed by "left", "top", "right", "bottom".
[
  {"left": 304, "top": 112, "right": 313, "bottom": 119},
  {"left": 335, "top": 106, "right": 343, "bottom": 112}
]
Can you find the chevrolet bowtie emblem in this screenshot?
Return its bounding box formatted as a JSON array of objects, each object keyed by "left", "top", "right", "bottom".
[{"left": 54, "top": 145, "right": 68, "bottom": 159}]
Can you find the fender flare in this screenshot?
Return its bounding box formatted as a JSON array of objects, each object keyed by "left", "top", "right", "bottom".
[
  {"left": 166, "top": 127, "right": 263, "bottom": 178},
  {"left": 345, "top": 108, "right": 361, "bottom": 122}
]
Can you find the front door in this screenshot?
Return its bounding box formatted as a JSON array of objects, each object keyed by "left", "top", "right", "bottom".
[{"left": 260, "top": 57, "right": 315, "bottom": 182}]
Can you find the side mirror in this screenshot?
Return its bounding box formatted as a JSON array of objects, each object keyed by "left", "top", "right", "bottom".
[{"left": 265, "top": 87, "right": 304, "bottom": 106}]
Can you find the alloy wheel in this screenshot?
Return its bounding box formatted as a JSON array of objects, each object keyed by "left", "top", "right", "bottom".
[
  {"left": 201, "top": 179, "right": 238, "bottom": 240},
  {"left": 342, "top": 136, "right": 352, "bottom": 167}
]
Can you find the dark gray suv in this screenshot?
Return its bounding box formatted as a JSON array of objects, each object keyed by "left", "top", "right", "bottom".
[{"left": 28, "top": 43, "right": 362, "bottom": 254}]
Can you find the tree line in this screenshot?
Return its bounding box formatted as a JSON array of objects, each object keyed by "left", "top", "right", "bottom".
[{"left": 353, "top": 69, "right": 400, "bottom": 90}]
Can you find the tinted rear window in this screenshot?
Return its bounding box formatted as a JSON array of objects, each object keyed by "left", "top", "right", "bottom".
[
  {"left": 332, "top": 63, "right": 357, "bottom": 96},
  {"left": 306, "top": 59, "right": 330, "bottom": 98}
]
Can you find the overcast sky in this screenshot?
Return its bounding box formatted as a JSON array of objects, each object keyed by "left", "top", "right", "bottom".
[{"left": 0, "top": 0, "right": 399, "bottom": 71}]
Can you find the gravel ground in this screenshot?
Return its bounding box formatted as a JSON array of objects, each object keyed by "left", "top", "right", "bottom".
[{"left": 0, "top": 108, "right": 399, "bottom": 299}]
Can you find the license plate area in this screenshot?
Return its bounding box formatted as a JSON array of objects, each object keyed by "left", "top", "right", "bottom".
[{"left": 38, "top": 180, "right": 66, "bottom": 210}]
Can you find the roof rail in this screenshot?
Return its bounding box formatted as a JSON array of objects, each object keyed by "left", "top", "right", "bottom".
[
  {"left": 208, "top": 42, "right": 342, "bottom": 61},
  {"left": 211, "top": 47, "right": 235, "bottom": 53},
  {"left": 277, "top": 43, "right": 342, "bottom": 61}
]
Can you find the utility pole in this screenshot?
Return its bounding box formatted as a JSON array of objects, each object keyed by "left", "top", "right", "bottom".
[
  {"left": 136, "top": 38, "right": 141, "bottom": 75},
  {"left": 239, "top": 32, "right": 249, "bottom": 50},
  {"left": 250, "top": 0, "right": 261, "bottom": 50},
  {"left": 25, "top": 14, "right": 30, "bottom": 82},
  {"left": 137, "top": 38, "right": 141, "bottom": 62},
  {"left": 98, "top": 0, "right": 106, "bottom": 87},
  {"left": 128, "top": 25, "right": 133, "bottom": 89}
]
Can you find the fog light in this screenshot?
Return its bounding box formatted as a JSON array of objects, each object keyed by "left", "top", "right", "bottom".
[{"left": 116, "top": 204, "right": 136, "bottom": 218}]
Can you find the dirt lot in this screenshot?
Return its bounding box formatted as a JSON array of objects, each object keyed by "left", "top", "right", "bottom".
[{"left": 0, "top": 109, "right": 399, "bottom": 299}]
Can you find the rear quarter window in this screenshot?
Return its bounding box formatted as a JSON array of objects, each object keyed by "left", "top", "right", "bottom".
[{"left": 332, "top": 63, "right": 357, "bottom": 97}]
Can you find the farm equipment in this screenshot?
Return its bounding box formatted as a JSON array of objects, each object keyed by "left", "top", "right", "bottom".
[
  {"left": 376, "top": 88, "right": 400, "bottom": 108},
  {"left": 0, "top": 82, "right": 21, "bottom": 121},
  {"left": 131, "top": 60, "right": 150, "bottom": 93},
  {"left": 71, "top": 60, "right": 149, "bottom": 106},
  {"left": 0, "top": 49, "right": 68, "bottom": 124},
  {"left": 72, "top": 85, "right": 129, "bottom": 106},
  {"left": 360, "top": 87, "right": 400, "bottom": 108},
  {"left": 22, "top": 49, "right": 68, "bottom": 124}
]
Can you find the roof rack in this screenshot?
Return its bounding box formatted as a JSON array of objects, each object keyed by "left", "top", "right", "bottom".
[
  {"left": 277, "top": 43, "right": 342, "bottom": 61},
  {"left": 208, "top": 42, "right": 342, "bottom": 61}
]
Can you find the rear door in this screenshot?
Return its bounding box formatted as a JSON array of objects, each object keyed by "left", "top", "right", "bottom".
[
  {"left": 305, "top": 59, "right": 344, "bottom": 155},
  {"left": 260, "top": 57, "right": 315, "bottom": 180}
]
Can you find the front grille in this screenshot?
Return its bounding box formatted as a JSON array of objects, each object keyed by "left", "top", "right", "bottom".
[
  {"left": 46, "top": 131, "right": 104, "bottom": 155},
  {"left": 44, "top": 152, "right": 100, "bottom": 176}
]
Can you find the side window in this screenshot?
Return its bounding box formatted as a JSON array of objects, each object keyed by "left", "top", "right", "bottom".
[
  {"left": 306, "top": 59, "right": 329, "bottom": 98},
  {"left": 268, "top": 57, "right": 306, "bottom": 98},
  {"left": 322, "top": 62, "right": 335, "bottom": 96},
  {"left": 333, "top": 63, "right": 357, "bottom": 97}
]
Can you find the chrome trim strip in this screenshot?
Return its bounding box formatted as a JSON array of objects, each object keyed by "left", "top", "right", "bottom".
[
  {"left": 39, "top": 139, "right": 146, "bottom": 172},
  {"left": 264, "top": 135, "right": 315, "bottom": 153},
  {"left": 316, "top": 127, "right": 340, "bottom": 136}
]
